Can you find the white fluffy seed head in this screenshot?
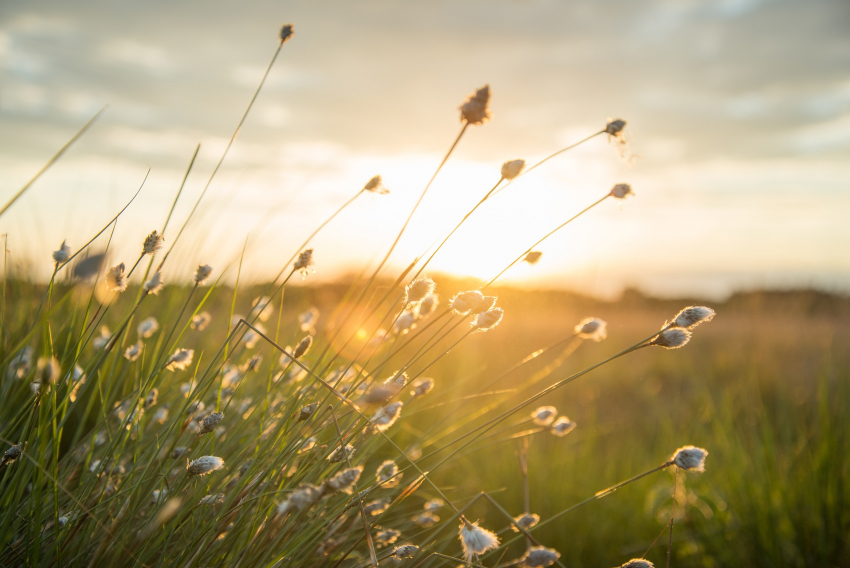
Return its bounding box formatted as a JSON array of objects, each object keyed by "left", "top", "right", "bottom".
[
  {"left": 424, "top": 498, "right": 444, "bottom": 512},
  {"left": 622, "top": 559, "right": 655, "bottom": 568},
  {"left": 473, "top": 308, "right": 504, "bottom": 332},
  {"left": 293, "top": 335, "right": 313, "bottom": 359},
  {"left": 106, "top": 263, "right": 128, "bottom": 292},
  {"left": 143, "top": 230, "right": 164, "bottom": 255},
  {"left": 53, "top": 241, "right": 71, "bottom": 264},
  {"left": 450, "top": 290, "right": 485, "bottom": 315},
  {"left": 294, "top": 249, "right": 314, "bottom": 277},
  {"left": 550, "top": 416, "right": 576, "bottom": 437},
  {"left": 376, "top": 460, "right": 401, "bottom": 487},
  {"left": 418, "top": 294, "right": 439, "bottom": 317},
  {"left": 198, "top": 411, "right": 224, "bottom": 435},
  {"left": 672, "top": 446, "right": 708, "bottom": 472},
  {"left": 143, "top": 270, "right": 164, "bottom": 295},
  {"left": 672, "top": 306, "right": 716, "bottom": 329},
  {"left": 165, "top": 348, "right": 194, "bottom": 371},
  {"left": 375, "top": 528, "right": 401, "bottom": 546},
  {"left": 327, "top": 466, "right": 363, "bottom": 494},
  {"left": 363, "top": 175, "right": 389, "bottom": 194},
  {"left": 520, "top": 546, "right": 561, "bottom": 568},
  {"left": 531, "top": 406, "right": 557, "bottom": 426},
  {"left": 413, "top": 511, "right": 440, "bottom": 527},
  {"left": 363, "top": 498, "right": 391, "bottom": 515},
  {"left": 299, "top": 307, "right": 319, "bottom": 332},
  {"left": 327, "top": 444, "right": 355, "bottom": 463},
  {"left": 137, "top": 317, "right": 159, "bottom": 338},
  {"left": 410, "top": 377, "right": 434, "bottom": 397},
  {"left": 407, "top": 277, "right": 436, "bottom": 304},
  {"left": 277, "top": 483, "right": 321, "bottom": 515},
  {"left": 194, "top": 264, "right": 213, "bottom": 285},
  {"left": 460, "top": 84, "right": 491, "bottom": 125},
  {"left": 36, "top": 357, "right": 60, "bottom": 385},
  {"left": 371, "top": 402, "right": 403, "bottom": 432},
  {"left": 512, "top": 512, "right": 540, "bottom": 532},
  {"left": 144, "top": 388, "right": 158, "bottom": 408},
  {"left": 124, "top": 341, "right": 142, "bottom": 362},
  {"left": 191, "top": 312, "right": 211, "bottom": 331},
  {"left": 574, "top": 317, "right": 607, "bottom": 341},
  {"left": 391, "top": 545, "right": 419, "bottom": 559},
  {"left": 650, "top": 328, "right": 691, "bottom": 349},
  {"left": 187, "top": 456, "right": 224, "bottom": 476},
  {"left": 610, "top": 183, "right": 634, "bottom": 199},
  {"left": 393, "top": 308, "right": 418, "bottom": 335},
  {"left": 500, "top": 159, "right": 526, "bottom": 180},
  {"left": 298, "top": 402, "right": 318, "bottom": 421},
  {"left": 459, "top": 520, "right": 500, "bottom": 561}
]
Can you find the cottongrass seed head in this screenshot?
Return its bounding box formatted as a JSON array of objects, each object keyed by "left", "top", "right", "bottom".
[
  {"left": 459, "top": 520, "right": 500, "bottom": 561},
  {"left": 53, "top": 240, "right": 71, "bottom": 265},
  {"left": 672, "top": 445, "right": 708, "bottom": 472},
  {"left": 550, "top": 416, "right": 576, "bottom": 437},
  {"left": 520, "top": 546, "right": 561, "bottom": 568},
  {"left": 375, "top": 528, "right": 401, "bottom": 547},
  {"left": 165, "top": 348, "right": 194, "bottom": 371},
  {"left": 407, "top": 276, "right": 436, "bottom": 304},
  {"left": 574, "top": 317, "right": 607, "bottom": 341},
  {"left": 191, "top": 312, "right": 212, "bottom": 331},
  {"left": 473, "top": 307, "right": 504, "bottom": 332},
  {"left": 672, "top": 306, "right": 716, "bottom": 329},
  {"left": 187, "top": 455, "right": 224, "bottom": 476},
  {"left": 650, "top": 327, "right": 691, "bottom": 349},
  {"left": 512, "top": 512, "right": 540, "bottom": 532},
  {"left": 450, "top": 290, "right": 487, "bottom": 315},
  {"left": 298, "top": 402, "right": 318, "bottom": 421},
  {"left": 410, "top": 377, "right": 434, "bottom": 397},
  {"left": 327, "top": 444, "right": 355, "bottom": 463},
  {"left": 106, "top": 263, "right": 128, "bottom": 292},
  {"left": 137, "top": 316, "right": 159, "bottom": 338},
  {"left": 363, "top": 174, "right": 389, "bottom": 194},
  {"left": 326, "top": 465, "right": 362, "bottom": 494},
  {"left": 293, "top": 335, "right": 313, "bottom": 359},
  {"left": 460, "top": 84, "right": 491, "bottom": 125},
  {"left": 622, "top": 559, "right": 655, "bottom": 568},
  {"left": 143, "top": 230, "right": 165, "bottom": 255},
  {"left": 500, "top": 159, "right": 526, "bottom": 180},
  {"left": 609, "top": 183, "right": 634, "bottom": 199},
  {"left": 124, "top": 341, "right": 142, "bottom": 362},
  {"left": 198, "top": 411, "right": 224, "bottom": 435},
  {"left": 294, "top": 249, "right": 314, "bottom": 277},
  {"left": 391, "top": 545, "right": 419, "bottom": 559},
  {"left": 371, "top": 401, "right": 403, "bottom": 432},
  {"left": 278, "top": 483, "right": 321, "bottom": 515},
  {"left": 143, "top": 270, "right": 164, "bottom": 294},
  {"left": 193, "top": 264, "right": 213, "bottom": 285},
  {"left": 376, "top": 460, "right": 401, "bottom": 487},
  {"left": 531, "top": 406, "right": 557, "bottom": 426}
]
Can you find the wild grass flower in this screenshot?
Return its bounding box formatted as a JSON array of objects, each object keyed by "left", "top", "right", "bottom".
[
  {"left": 512, "top": 512, "right": 540, "bottom": 532},
  {"left": 250, "top": 296, "right": 274, "bottom": 322},
  {"left": 326, "top": 466, "right": 362, "bottom": 494},
  {"left": 407, "top": 276, "right": 436, "bottom": 304},
  {"left": 137, "top": 316, "right": 159, "bottom": 338},
  {"left": 517, "top": 546, "right": 561, "bottom": 568},
  {"left": 294, "top": 249, "right": 315, "bottom": 277},
  {"left": 410, "top": 377, "right": 434, "bottom": 397},
  {"left": 165, "top": 348, "right": 194, "bottom": 371},
  {"left": 424, "top": 498, "right": 444, "bottom": 511},
  {"left": 299, "top": 307, "right": 319, "bottom": 332},
  {"left": 375, "top": 528, "right": 401, "bottom": 546},
  {"left": 413, "top": 512, "right": 440, "bottom": 527},
  {"left": 7, "top": 346, "right": 33, "bottom": 379},
  {"left": 450, "top": 290, "right": 496, "bottom": 315},
  {"left": 198, "top": 493, "right": 224, "bottom": 506},
  {"left": 144, "top": 270, "right": 164, "bottom": 294},
  {"left": 293, "top": 335, "right": 313, "bottom": 359},
  {"left": 2, "top": 444, "right": 22, "bottom": 466},
  {"left": 298, "top": 402, "right": 318, "bottom": 421},
  {"left": 185, "top": 401, "right": 205, "bottom": 416},
  {"left": 472, "top": 307, "right": 504, "bottom": 332},
  {"left": 187, "top": 456, "right": 224, "bottom": 476},
  {"left": 550, "top": 416, "right": 576, "bottom": 437},
  {"left": 194, "top": 264, "right": 213, "bottom": 285},
  {"left": 609, "top": 183, "right": 634, "bottom": 199},
  {"left": 35, "top": 357, "right": 60, "bottom": 386},
  {"left": 394, "top": 307, "right": 419, "bottom": 335},
  {"left": 143, "top": 230, "right": 164, "bottom": 255},
  {"left": 371, "top": 401, "right": 404, "bottom": 432},
  {"left": 501, "top": 159, "right": 526, "bottom": 180},
  {"left": 419, "top": 294, "right": 439, "bottom": 318},
  {"left": 574, "top": 317, "right": 607, "bottom": 341},
  {"left": 531, "top": 406, "right": 557, "bottom": 426},
  {"left": 105, "top": 263, "right": 128, "bottom": 292},
  {"left": 650, "top": 328, "right": 691, "bottom": 349},
  {"left": 242, "top": 324, "right": 265, "bottom": 348},
  {"left": 621, "top": 559, "right": 654, "bottom": 568},
  {"left": 672, "top": 446, "right": 708, "bottom": 472},
  {"left": 363, "top": 175, "right": 389, "bottom": 194},
  {"left": 523, "top": 251, "right": 543, "bottom": 265},
  {"left": 328, "top": 444, "right": 355, "bottom": 463},
  {"left": 199, "top": 411, "right": 224, "bottom": 435},
  {"left": 191, "top": 312, "right": 212, "bottom": 331},
  {"left": 671, "top": 306, "right": 716, "bottom": 329},
  {"left": 92, "top": 326, "right": 111, "bottom": 350},
  {"left": 144, "top": 388, "right": 158, "bottom": 408},
  {"left": 52, "top": 240, "right": 70, "bottom": 265},
  {"left": 376, "top": 460, "right": 402, "bottom": 487},
  {"left": 124, "top": 341, "right": 142, "bottom": 362},
  {"left": 461, "top": 84, "right": 491, "bottom": 125},
  {"left": 391, "top": 545, "right": 419, "bottom": 559},
  {"left": 69, "top": 365, "right": 85, "bottom": 402},
  {"left": 280, "top": 23, "right": 294, "bottom": 43},
  {"left": 277, "top": 484, "right": 321, "bottom": 515},
  {"left": 459, "top": 520, "right": 500, "bottom": 561}
]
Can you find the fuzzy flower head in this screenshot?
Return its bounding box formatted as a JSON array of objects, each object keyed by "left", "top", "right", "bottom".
[
  {"left": 622, "top": 559, "right": 654, "bottom": 568},
  {"left": 277, "top": 483, "right": 321, "bottom": 516},
  {"left": 53, "top": 241, "right": 71, "bottom": 265},
  {"left": 143, "top": 270, "right": 164, "bottom": 295},
  {"left": 671, "top": 306, "right": 715, "bottom": 329},
  {"left": 419, "top": 294, "right": 439, "bottom": 317},
  {"left": 424, "top": 498, "right": 444, "bottom": 512},
  {"left": 375, "top": 529, "right": 401, "bottom": 547},
  {"left": 394, "top": 308, "right": 418, "bottom": 335},
  {"left": 280, "top": 23, "right": 294, "bottom": 43},
  {"left": 413, "top": 512, "right": 440, "bottom": 527},
  {"left": 93, "top": 326, "right": 111, "bottom": 350},
  {"left": 391, "top": 545, "right": 419, "bottom": 559},
  {"left": 605, "top": 118, "right": 627, "bottom": 137},
  {"left": 531, "top": 406, "right": 557, "bottom": 426},
  {"left": 512, "top": 512, "right": 540, "bottom": 532},
  {"left": 410, "top": 377, "right": 434, "bottom": 397},
  {"left": 460, "top": 84, "right": 491, "bottom": 125},
  {"left": 472, "top": 307, "right": 504, "bottom": 332},
  {"left": 376, "top": 460, "right": 402, "bottom": 487},
  {"left": 364, "top": 498, "right": 391, "bottom": 516},
  {"left": 610, "top": 183, "right": 634, "bottom": 199},
  {"left": 407, "top": 277, "right": 436, "bottom": 304},
  {"left": 249, "top": 296, "right": 274, "bottom": 322},
  {"left": 574, "top": 317, "right": 607, "bottom": 341},
  {"left": 459, "top": 520, "right": 500, "bottom": 561},
  {"left": 327, "top": 444, "right": 355, "bottom": 463},
  {"left": 523, "top": 251, "right": 543, "bottom": 265},
  {"left": 298, "top": 402, "right": 318, "bottom": 421},
  {"left": 191, "top": 312, "right": 211, "bottom": 331},
  {"left": 550, "top": 416, "right": 576, "bottom": 437},
  {"left": 106, "top": 263, "right": 128, "bottom": 292},
  {"left": 193, "top": 264, "right": 213, "bottom": 285},
  {"left": 500, "top": 159, "right": 526, "bottom": 180},
  {"left": 144, "top": 388, "right": 158, "bottom": 408},
  {"left": 371, "top": 401, "right": 403, "bottom": 432},
  {"left": 299, "top": 307, "right": 319, "bottom": 332},
  {"left": 327, "top": 466, "right": 363, "bottom": 494},
  {"left": 198, "top": 411, "right": 224, "bottom": 435},
  {"left": 36, "top": 357, "right": 60, "bottom": 385},
  {"left": 187, "top": 455, "right": 224, "bottom": 476},
  {"left": 293, "top": 335, "right": 313, "bottom": 359},
  {"left": 363, "top": 175, "right": 389, "bottom": 194},
  {"left": 165, "top": 348, "right": 194, "bottom": 371},
  {"left": 520, "top": 546, "right": 561, "bottom": 568},
  {"left": 294, "top": 249, "right": 314, "bottom": 277},
  {"left": 143, "top": 230, "right": 165, "bottom": 255},
  {"left": 650, "top": 327, "right": 691, "bottom": 349},
  {"left": 124, "top": 341, "right": 142, "bottom": 362},
  {"left": 137, "top": 317, "right": 159, "bottom": 338},
  {"left": 672, "top": 446, "right": 708, "bottom": 472}
]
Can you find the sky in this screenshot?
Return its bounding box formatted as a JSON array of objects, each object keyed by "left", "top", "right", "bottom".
[{"left": 1, "top": 0, "right": 848, "bottom": 299}]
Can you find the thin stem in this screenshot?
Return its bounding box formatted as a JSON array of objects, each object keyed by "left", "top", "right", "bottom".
[{"left": 667, "top": 468, "right": 679, "bottom": 568}]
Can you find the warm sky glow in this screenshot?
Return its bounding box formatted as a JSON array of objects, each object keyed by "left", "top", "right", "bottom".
[{"left": 1, "top": 0, "right": 848, "bottom": 298}]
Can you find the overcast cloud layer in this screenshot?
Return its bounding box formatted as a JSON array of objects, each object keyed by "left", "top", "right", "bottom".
[{"left": 1, "top": 0, "right": 848, "bottom": 298}]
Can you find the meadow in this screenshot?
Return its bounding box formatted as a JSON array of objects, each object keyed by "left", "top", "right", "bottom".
[{"left": 1, "top": 22, "right": 848, "bottom": 568}]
